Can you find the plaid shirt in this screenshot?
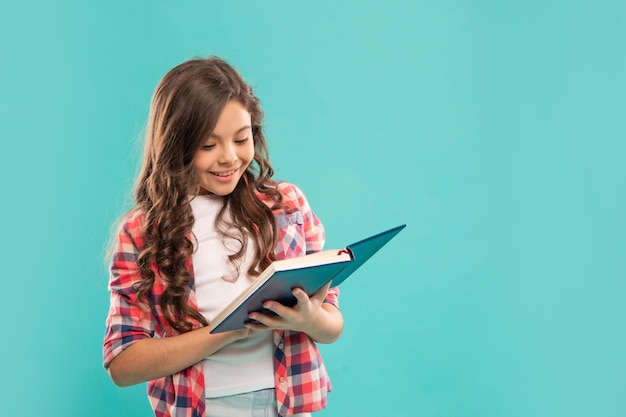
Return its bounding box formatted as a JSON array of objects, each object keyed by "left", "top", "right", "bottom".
[{"left": 103, "top": 182, "right": 339, "bottom": 417}]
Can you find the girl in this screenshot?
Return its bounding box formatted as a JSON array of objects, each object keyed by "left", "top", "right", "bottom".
[{"left": 103, "top": 56, "right": 344, "bottom": 417}]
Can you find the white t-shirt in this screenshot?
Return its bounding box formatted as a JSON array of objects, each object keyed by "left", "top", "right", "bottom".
[{"left": 189, "top": 194, "right": 274, "bottom": 398}]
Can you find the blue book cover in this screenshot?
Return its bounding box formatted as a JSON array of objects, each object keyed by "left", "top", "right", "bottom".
[{"left": 210, "top": 224, "right": 406, "bottom": 333}]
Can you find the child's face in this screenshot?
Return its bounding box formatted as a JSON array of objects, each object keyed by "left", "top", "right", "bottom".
[{"left": 194, "top": 100, "right": 255, "bottom": 196}]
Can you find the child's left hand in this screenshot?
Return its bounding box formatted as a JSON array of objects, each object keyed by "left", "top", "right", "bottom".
[{"left": 245, "top": 281, "right": 342, "bottom": 342}]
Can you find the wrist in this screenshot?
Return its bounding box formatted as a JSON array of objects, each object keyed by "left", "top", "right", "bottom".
[
  {"left": 313, "top": 303, "right": 344, "bottom": 343},
  {"left": 302, "top": 303, "right": 331, "bottom": 340}
]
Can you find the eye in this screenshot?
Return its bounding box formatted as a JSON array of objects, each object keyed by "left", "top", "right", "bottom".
[
  {"left": 235, "top": 137, "right": 249, "bottom": 145},
  {"left": 200, "top": 144, "right": 215, "bottom": 151}
]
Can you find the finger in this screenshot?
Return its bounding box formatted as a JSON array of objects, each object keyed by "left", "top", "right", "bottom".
[
  {"left": 244, "top": 321, "right": 270, "bottom": 332},
  {"left": 310, "top": 281, "right": 332, "bottom": 302},
  {"left": 248, "top": 310, "right": 283, "bottom": 328},
  {"left": 261, "top": 300, "right": 292, "bottom": 318},
  {"left": 235, "top": 327, "right": 253, "bottom": 338},
  {"left": 292, "top": 287, "right": 311, "bottom": 305}
]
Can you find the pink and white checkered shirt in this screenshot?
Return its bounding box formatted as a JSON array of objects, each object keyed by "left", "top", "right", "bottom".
[{"left": 103, "top": 182, "right": 339, "bottom": 417}]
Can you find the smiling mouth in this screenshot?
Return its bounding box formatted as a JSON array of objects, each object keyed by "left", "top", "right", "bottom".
[{"left": 210, "top": 168, "right": 238, "bottom": 177}]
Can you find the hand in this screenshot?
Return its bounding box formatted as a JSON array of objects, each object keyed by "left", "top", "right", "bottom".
[{"left": 245, "top": 282, "right": 332, "bottom": 334}]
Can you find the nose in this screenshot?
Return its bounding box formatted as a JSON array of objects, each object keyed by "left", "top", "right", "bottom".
[{"left": 218, "top": 143, "right": 238, "bottom": 165}]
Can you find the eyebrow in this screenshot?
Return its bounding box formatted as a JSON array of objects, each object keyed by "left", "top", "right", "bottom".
[{"left": 209, "top": 125, "right": 251, "bottom": 140}]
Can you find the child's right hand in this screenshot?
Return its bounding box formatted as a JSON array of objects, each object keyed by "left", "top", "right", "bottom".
[{"left": 243, "top": 282, "right": 343, "bottom": 343}]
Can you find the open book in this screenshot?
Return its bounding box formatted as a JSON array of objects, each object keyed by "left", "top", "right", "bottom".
[{"left": 209, "top": 224, "right": 406, "bottom": 333}]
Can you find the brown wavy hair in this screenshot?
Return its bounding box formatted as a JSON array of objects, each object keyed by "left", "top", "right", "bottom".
[{"left": 130, "top": 56, "right": 283, "bottom": 333}]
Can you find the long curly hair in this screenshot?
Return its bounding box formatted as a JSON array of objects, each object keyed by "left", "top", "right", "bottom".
[{"left": 130, "top": 56, "right": 283, "bottom": 333}]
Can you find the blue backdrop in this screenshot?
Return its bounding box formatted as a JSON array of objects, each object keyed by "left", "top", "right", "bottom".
[{"left": 1, "top": 2, "right": 624, "bottom": 416}]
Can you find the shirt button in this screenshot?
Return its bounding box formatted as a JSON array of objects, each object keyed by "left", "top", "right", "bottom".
[
  {"left": 278, "top": 343, "right": 284, "bottom": 350},
  {"left": 279, "top": 376, "right": 285, "bottom": 383}
]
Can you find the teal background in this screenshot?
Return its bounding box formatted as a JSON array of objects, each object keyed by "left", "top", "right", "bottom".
[{"left": 1, "top": 1, "right": 624, "bottom": 416}]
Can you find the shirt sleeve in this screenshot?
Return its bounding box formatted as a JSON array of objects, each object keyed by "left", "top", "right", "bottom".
[
  {"left": 293, "top": 185, "right": 325, "bottom": 255},
  {"left": 282, "top": 182, "right": 340, "bottom": 309},
  {"left": 102, "top": 214, "right": 156, "bottom": 369}
]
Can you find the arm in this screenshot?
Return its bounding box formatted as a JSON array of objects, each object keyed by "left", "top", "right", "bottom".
[
  {"left": 108, "top": 326, "right": 252, "bottom": 387},
  {"left": 103, "top": 214, "right": 253, "bottom": 387}
]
